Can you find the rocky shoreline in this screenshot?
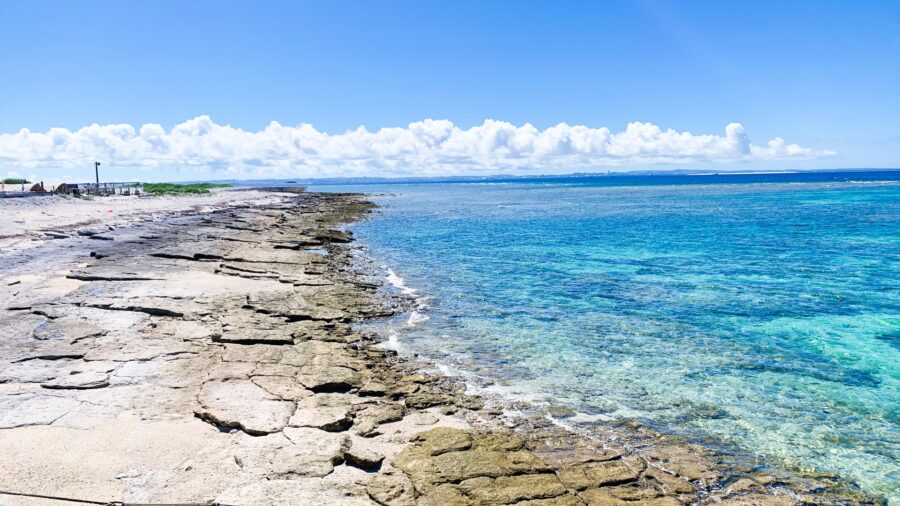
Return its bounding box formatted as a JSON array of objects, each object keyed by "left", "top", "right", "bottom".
[{"left": 0, "top": 189, "right": 883, "bottom": 505}]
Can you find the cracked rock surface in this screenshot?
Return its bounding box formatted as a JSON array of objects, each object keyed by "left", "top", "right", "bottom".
[{"left": 0, "top": 190, "right": 879, "bottom": 506}]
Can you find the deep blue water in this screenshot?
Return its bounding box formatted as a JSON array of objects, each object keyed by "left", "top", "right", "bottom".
[{"left": 305, "top": 171, "right": 900, "bottom": 502}]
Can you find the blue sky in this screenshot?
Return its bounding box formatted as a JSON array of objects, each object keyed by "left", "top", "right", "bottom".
[{"left": 1, "top": 0, "right": 898, "bottom": 181}]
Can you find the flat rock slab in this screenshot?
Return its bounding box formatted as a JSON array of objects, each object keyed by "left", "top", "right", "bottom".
[
  {"left": 0, "top": 358, "right": 117, "bottom": 384},
  {"left": 213, "top": 312, "right": 297, "bottom": 345},
  {"left": 251, "top": 375, "right": 311, "bottom": 401},
  {"left": 459, "top": 474, "right": 569, "bottom": 504},
  {"left": 232, "top": 427, "right": 352, "bottom": 478},
  {"left": 367, "top": 471, "right": 416, "bottom": 506},
  {"left": 0, "top": 392, "right": 83, "bottom": 428},
  {"left": 196, "top": 380, "right": 294, "bottom": 435},
  {"left": 288, "top": 394, "right": 355, "bottom": 432},
  {"left": 353, "top": 402, "right": 406, "bottom": 436},
  {"left": 392, "top": 429, "right": 551, "bottom": 493},
  {"left": 345, "top": 444, "right": 385, "bottom": 470},
  {"left": 296, "top": 365, "right": 362, "bottom": 393},
  {"left": 42, "top": 372, "right": 110, "bottom": 390},
  {"left": 245, "top": 292, "right": 348, "bottom": 322},
  {"left": 557, "top": 458, "right": 645, "bottom": 491},
  {"left": 215, "top": 479, "right": 374, "bottom": 506},
  {"left": 31, "top": 317, "right": 107, "bottom": 342}
]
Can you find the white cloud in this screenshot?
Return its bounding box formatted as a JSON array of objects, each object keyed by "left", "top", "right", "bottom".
[{"left": 0, "top": 116, "right": 834, "bottom": 178}]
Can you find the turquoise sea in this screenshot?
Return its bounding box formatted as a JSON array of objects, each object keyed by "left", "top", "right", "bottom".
[{"left": 308, "top": 171, "right": 900, "bottom": 502}]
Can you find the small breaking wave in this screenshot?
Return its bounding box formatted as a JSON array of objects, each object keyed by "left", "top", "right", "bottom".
[
  {"left": 386, "top": 268, "right": 417, "bottom": 296},
  {"left": 375, "top": 333, "right": 403, "bottom": 352},
  {"left": 407, "top": 310, "right": 430, "bottom": 327}
]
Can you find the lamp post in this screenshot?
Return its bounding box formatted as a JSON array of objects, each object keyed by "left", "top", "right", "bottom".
[{"left": 94, "top": 161, "right": 101, "bottom": 195}]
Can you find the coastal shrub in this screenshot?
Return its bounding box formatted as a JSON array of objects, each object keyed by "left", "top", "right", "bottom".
[
  {"left": 2, "top": 178, "right": 30, "bottom": 184},
  {"left": 140, "top": 183, "right": 232, "bottom": 195}
]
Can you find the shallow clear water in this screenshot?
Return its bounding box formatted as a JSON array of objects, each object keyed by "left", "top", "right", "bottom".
[{"left": 311, "top": 172, "right": 900, "bottom": 501}]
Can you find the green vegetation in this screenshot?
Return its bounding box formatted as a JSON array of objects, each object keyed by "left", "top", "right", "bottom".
[
  {"left": 140, "top": 183, "right": 231, "bottom": 195},
  {"left": 2, "top": 178, "right": 30, "bottom": 184}
]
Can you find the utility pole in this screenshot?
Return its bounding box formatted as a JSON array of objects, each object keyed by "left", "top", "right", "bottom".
[{"left": 94, "top": 161, "right": 101, "bottom": 195}]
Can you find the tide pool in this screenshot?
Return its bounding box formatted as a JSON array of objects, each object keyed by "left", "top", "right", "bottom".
[{"left": 312, "top": 172, "right": 900, "bottom": 502}]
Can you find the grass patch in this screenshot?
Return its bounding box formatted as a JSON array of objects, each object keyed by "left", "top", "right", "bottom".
[
  {"left": 140, "top": 183, "right": 231, "bottom": 195},
  {"left": 2, "top": 178, "right": 30, "bottom": 184}
]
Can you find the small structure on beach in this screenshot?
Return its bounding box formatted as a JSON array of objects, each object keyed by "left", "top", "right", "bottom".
[
  {"left": 56, "top": 182, "right": 144, "bottom": 197},
  {"left": 52, "top": 162, "right": 144, "bottom": 197},
  {"left": 0, "top": 180, "right": 50, "bottom": 198}
]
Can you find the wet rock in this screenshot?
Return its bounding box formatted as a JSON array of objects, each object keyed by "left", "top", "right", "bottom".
[
  {"left": 313, "top": 229, "right": 353, "bottom": 243},
  {"left": 645, "top": 468, "right": 696, "bottom": 496},
  {"left": 531, "top": 442, "right": 623, "bottom": 468},
  {"left": 644, "top": 446, "right": 720, "bottom": 485},
  {"left": 458, "top": 473, "right": 568, "bottom": 504},
  {"left": 578, "top": 487, "right": 681, "bottom": 506},
  {"left": 724, "top": 478, "right": 765, "bottom": 497},
  {"left": 547, "top": 405, "right": 577, "bottom": 418},
  {"left": 393, "top": 437, "right": 550, "bottom": 492},
  {"left": 472, "top": 432, "right": 526, "bottom": 452},
  {"left": 557, "top": 459, "right": 644, "bottom": 491},
  {"left": 516, "top": 495, "right": 585, "bottom": 506},
  {"left": 454, "top": 395, "right": 485, "bottom": 411},
  {"left": 404, "top": 391, "right": 451, "bottom": 409},
  {"left": 597, "top": 483, "right": 664, "bottom": 501},
  {"left": 706, "top": 494, "right": 797, "bottom": 506}
]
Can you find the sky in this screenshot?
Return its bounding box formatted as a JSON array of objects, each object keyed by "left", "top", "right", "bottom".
[{"left": 0, "top": 0, "right": 898, "bottom": 182}]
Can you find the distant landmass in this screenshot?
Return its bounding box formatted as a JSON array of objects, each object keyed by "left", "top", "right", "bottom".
[{"left": 201, "top": 167, "right": 900, "bottom": 187}]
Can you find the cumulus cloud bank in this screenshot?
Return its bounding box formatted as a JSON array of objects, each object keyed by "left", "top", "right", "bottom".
[{"left": 0, "top": 116, "right": 833, "bottom": 177}]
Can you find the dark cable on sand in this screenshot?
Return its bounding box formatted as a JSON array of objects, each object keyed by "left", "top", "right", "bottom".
[{"left": 0, "top": 489, "right": 230, "bottom": 506}]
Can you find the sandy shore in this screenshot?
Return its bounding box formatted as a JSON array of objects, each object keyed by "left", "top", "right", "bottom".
[{"left": 0, "top": 190, "right": 880, "bottom": 505}]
